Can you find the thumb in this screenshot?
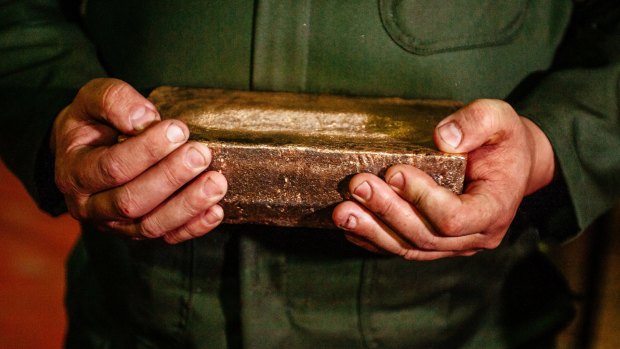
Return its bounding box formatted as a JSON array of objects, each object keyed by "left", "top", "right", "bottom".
[
  {"left": 433, "top": 99, "right": 519, "bottom": 153},
  {"left": 71, "top": 78, "right": 160, "bottom": 135}
]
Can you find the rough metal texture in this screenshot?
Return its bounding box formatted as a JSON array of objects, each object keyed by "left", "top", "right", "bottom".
[{"left": 149, "top": 87, "right": 466, "bottom": 228}]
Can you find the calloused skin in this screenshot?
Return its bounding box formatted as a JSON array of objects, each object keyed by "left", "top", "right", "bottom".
[
  {"left": 332, "top": 99, "right": 556, "bottom": 260},
  {"left": 51, "top": 78, "right": 228, "bottom": 244},
  {"left": 52, "top": 79, "right": 555, "bottom": 258}
]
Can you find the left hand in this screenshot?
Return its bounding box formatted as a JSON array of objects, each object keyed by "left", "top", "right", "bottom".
[{"left": 332, "top": 99, "right": 556, "bottom": 260}]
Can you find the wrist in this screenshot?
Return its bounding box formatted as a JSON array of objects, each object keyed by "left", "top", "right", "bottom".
[{"left": 521, "top": 116, "right": 556, "bottom": 195}]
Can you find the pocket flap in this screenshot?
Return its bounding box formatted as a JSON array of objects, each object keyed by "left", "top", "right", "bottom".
[{"left": 379, "top": 0, "right": 528, "bottom": 55}]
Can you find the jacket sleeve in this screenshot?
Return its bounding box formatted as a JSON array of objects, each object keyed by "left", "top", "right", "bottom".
[
  {"left": 0, "top": 0, "right": 106, "bottom": 215},
  {"left": 513, "top": 1, "right": 620, "bottom": 242}
]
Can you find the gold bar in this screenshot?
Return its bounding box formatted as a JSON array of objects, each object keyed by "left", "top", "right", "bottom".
[{"left": 149, "top": 87, "right": 466, "bottom": 228}]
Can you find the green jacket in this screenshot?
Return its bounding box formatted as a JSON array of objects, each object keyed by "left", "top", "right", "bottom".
[{"left": 1, "top": 1, "right": 619, "bottom": 348}]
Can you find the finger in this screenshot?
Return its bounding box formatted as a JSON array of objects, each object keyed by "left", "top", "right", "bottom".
[
  {"left": 333, "top": 200, "right": 421, "bottom": 256},
  {"left": 72, "top": 78, "right": 160, "bottom": 134},
  {"left": 343, "top": 232, "right": 388, "bottom": 254},
  {"left": 53, "top": 110, "right": 121, "bottom": 151},
  {"left": 138, "top": 170, "right": 227, "bottom": 238},
  {"left": 333, "top": 201, "right": 472, "bottom": 260},
  {"left": 163, "top": 204, "right": 224, "bottom": 244},
  {"left": 92, "top": 170, "right": 226, "bottom": 238},
  {"left": 71, "top": 120, "right": 189, "bottom": 193},
  {"left": 385, "top": 165, "right": 507, "bottom": 249},
  {"left": 87, "top": 142, "right": 213, "bottom": 221},
  {"left": 345, "top": 172, "right": 488, "bottom": 250},
  {"left": 434, "top": 99, "right": 520, "bottom": 153}
]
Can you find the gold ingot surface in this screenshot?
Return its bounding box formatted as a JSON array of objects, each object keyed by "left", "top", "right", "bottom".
[{"left": 149, "top": 87, "right": 466, "bottom": 228}]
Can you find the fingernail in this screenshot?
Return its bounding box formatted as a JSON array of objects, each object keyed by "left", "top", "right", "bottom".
[
  {"left": 438, "top": 122, "right": 462, "bottom": 149},
  {"left": 130, "top": 105, "right": 156, "bottom": 131},
  {"left": 205, "top": 206, "right": 223, "bottom": 224},
  {"left": 352, "top": 181, "right": 372, "bottom": 202},
  {"left": 166, "top": 124, "right": 186, "bottom": 143},
  {"left": 387, "top": 171, "right": 404, "bottom": 190},
  {"left": 203, "top": 177, "right": 224, "bottom": 198},
  {"left": 342, "top": 215, "right": 358, "bottom": 230},
  {"left": 186, "top": 147, "right": 206, "bottom": 168}
]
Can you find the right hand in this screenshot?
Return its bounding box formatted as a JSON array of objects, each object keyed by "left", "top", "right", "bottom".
[{"left": 51, "top": 78, "right": 227, "bottom": 244}]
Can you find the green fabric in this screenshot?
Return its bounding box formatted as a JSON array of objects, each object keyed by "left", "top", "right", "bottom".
[
  {"left": 3, "top": 0, "right": 618, "bottom": 348},
  {"left": 0, "top": 0, "right": 106, "bottom": 213},
  {"left": 66, "top": 225, "right": 232, "bottom": 348},
  {"left": 67, "top": 224, "right": 573, "bottom": 348},
  {"left": 378, "top": 0, "right": 529, "bottom": 55},
  {"left": 515, "top": 2, "right": 620, "bottom": 240},
  {"left": 82, "top": 0, "right": 255, "bottom": 91},
  {"left": 248, "top": 0, "right": 568, "bottom": 100}
]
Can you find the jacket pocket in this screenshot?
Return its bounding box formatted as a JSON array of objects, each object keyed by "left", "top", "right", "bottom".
[{"left": 379, "top": 0, "right": 528, "bottom": 55}]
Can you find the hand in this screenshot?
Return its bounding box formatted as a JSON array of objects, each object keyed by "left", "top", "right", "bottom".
[
  {"left": 332, "top": 99, "right": 555, "bottom": 260},
  {"left": 52, "top": 78, "right": 227, "bottom": 244}
]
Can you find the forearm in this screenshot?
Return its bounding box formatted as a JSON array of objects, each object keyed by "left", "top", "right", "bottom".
[{"left": 513, "top": 3, "right": 620, "bottom": 239}]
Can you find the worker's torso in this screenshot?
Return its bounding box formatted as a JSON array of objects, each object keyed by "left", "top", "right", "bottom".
[
  {"left": 83, "top": 0, "right": 571, "bottom": 101},
  {"left": 69, "top": 2, "right": 575, "bottom": 348}
]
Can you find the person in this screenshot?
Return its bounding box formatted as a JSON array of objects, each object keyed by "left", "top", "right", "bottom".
[{"left": 1, "top": 0, "right": 618, "bottom": 348}]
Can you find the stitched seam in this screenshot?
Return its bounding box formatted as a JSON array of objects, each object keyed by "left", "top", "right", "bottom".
[{"left": 379, "top": 0, "right": 529, "bottom": 55}]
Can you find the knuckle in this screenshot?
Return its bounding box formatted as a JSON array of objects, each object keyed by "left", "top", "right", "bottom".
[
  {"left": 467, "top": 99, "right": 516, "bottom": 129},
  {"left": 164, "top": 232, "right": 181, "bottom": 244},
  {"left": 466, "top": 99, "right": 502, "bottom": 129},
  {"left": 54, "top": 173, "right": 72, "bottom": 194},
  {"left": 417, "top": 235, "right": 438, "bottom": 251},
  {"left": 114, "top": 187, "right": 141, "bottom": 219},
  {"left": 55, "top": 177, "right": 90, "bottom": 221},
  {"left": 140, "top": 216, "right": 164, "bottom": 238},
  {"left": 488, "top": 99, "right": 512, "bottom": 114},
  {"left": 437, "top": 211, "right": 467, "bottom": 236},
  {"left": 470, "top": 99, "right": 504, "bottom": 114},
  {"left": 401, "top": 249, "right": 421, "bottom": 261},
  {"left": 75, "top": 203, "right": 90, "bottom": 221},
  {"left": 180, "top": 194, "right": 206, "bottom": 218},
  {"left": 100, "top": 81, "right": 131, "bottom": 117},
  {"left": 161, "top": 162, "right": 185, "bottom": 188},
  {"left": 183, "top": 225, "right": 205, "bottom": 239},
  {"left": 409, "top": 185, "right": 429, "bottom": 209},
  {"left": 375, "top": 196, "right": 397, "bottom": 218},
  {"left": 64, "top": 194, "right": 91, "bottom": 222},
  {"left": 73, "top": 172, "right": 94, "bottom": 193},
  {"left": 142, "top": 136, "right": 166, "bottom": 160},
  {"left": 99, "top": 154, "right": 132, "bottom": 186},
  {"left": 466, "top": 99, "right": 492, "bottom": 120},
  {"left": 55, "top": 160, "right": 84, "bottom": 194}
]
